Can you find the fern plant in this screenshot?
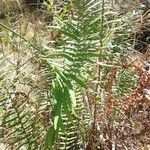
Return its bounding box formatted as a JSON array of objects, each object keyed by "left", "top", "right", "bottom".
[
  {"left": 44, "top": 0, "right": 104, "bottom": 149},
  {"left": 0, "top": 0, "right": 136, "bottom": 150}
]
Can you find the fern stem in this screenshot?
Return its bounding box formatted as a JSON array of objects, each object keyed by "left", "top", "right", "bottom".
[{"left": 93, "top": 0, "right": 105, "bottom": 128}]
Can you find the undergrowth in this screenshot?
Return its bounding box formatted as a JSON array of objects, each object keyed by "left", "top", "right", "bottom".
[{"left": 0, "top": 0, "right": 150, "bottom": 150}]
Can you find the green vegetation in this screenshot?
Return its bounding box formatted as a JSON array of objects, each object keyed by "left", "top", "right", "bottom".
[{"left": 0, "top": 0, "right": 150, "bottom": 149}]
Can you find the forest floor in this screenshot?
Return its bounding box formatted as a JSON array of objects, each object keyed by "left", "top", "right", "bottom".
[{"left": 0, "top": 0, "right": 150, "bottom": 150}]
